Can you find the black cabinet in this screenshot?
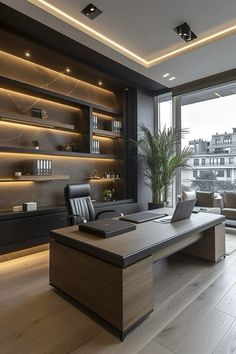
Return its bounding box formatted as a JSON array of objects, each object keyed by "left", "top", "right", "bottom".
[{"left": 0, "top": 207, "right": 67, "bottom": 254}]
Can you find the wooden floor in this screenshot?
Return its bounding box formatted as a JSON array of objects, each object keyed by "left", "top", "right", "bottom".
[{"left": 1, "top": 248, "right": 236, "bottom": 354}]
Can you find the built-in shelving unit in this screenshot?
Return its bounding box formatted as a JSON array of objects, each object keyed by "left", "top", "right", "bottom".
[
  {"left": 0, "top": 47, "right": 126, "bottom": 209},
  {"left": 0, "top": 8, "right": 139, "bottom": 237}
]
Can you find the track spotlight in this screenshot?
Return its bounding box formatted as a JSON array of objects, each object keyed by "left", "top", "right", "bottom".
[
  {"left": 174, "top": 22, "right": 197, "bottom": 42},
  {"left": 81, "top": 3, "right": 102, "bottom": 20}
]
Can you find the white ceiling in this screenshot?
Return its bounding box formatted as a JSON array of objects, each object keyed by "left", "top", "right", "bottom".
[{"left": 2, "top": 0, "right": 236, "bottom": 88}]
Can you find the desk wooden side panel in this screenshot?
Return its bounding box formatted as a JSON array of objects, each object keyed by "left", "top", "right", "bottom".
[
  {"left": 123, "top": 256, "right": 154, "bottom": 330},
  {"left": 49, "top": 239, "right": 153, "bottom": 332},
  {"left": 182, "top": 223, "right": 225, "bottom": 262}
]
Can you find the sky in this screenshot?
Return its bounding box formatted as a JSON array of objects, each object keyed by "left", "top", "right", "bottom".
[
  {"left": 160, "top": 94, "right": 236, "bottom": 147},
  {"left": 181, "top": 94, "right": 236, "bottom": 146}
]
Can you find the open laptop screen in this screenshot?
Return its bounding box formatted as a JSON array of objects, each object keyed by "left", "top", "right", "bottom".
[{"left": 154, "top": 199, "right": 196, "bottom": 223}]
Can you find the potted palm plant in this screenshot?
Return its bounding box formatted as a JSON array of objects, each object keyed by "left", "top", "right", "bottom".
[{"left": 137, "top": 123, "right": 192, "bottom": 209}]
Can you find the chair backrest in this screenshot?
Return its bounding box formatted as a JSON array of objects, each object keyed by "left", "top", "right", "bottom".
[
  {"left": 223, "top": 191, "right": 236, "bottom": 208},
  {"left": 182, "top": 190, "right": 215, "bottom": 207},
  {"left": 64, "top": 184, "right": 95, "bottom": 224}
]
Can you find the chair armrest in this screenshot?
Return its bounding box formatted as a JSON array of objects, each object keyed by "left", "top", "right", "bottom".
[
  {"left": 95, "top": 209, "right": 123, "bottom": 220},
  {"left": 67, "top": 214, "right": 87, "bottom": 225}
]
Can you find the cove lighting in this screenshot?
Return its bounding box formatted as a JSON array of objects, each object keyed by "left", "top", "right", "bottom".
[
  {"left": 0, "top": 120, "right": 79, "bottom": 135},
  {"left": 28, "top": 0, "right": 236, "bottom": 67},
  {"left": 0, "top": 180, "right": 33, "bottom": 185},
  {"left": 0, "top": 152, "right": 115, "bottom": 161}
]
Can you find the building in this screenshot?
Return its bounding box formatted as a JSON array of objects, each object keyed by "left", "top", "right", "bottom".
[{"left": 182, "top": 129, "right": 236, "bottom": 190}]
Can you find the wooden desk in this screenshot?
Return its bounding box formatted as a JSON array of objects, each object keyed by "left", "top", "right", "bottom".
[{"left": 50, "top": 210, "right": 225, "bottom": 340}]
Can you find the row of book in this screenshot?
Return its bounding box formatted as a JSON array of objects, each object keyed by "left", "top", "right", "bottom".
[
  {"left": 92, "top": 115, "right": 98, "bottom": 129},
  {"left": 92, "top": 115, "right": 123, "bottom": 134},
  {"left": 91, "top": 139, "right": 100, "bottom": 154},
  {"left": 24, "top": 159, "right": 53, "bottom": 176},
  {"left": 110, "top": 120, "right": 123, "bottom": 134}
]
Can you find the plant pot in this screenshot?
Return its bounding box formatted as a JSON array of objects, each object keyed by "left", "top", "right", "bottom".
[{"left": 148, "top": 202, "right": 166, "bottom": 210}]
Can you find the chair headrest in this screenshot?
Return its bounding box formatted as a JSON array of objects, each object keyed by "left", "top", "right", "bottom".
[{"left": 65, "top": 184, "right": 91, "bottom": 199}]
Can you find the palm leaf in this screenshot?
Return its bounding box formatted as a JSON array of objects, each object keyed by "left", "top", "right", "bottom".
[{"left": 137, "top": 123, "right": 192, "bottom": 203}]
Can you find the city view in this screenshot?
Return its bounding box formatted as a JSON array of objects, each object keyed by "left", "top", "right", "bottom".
[{"left": 181, "top": 93, "right": 236, "bottom": 192}]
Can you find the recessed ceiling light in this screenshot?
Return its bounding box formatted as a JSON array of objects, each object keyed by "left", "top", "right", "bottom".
[
  {"left": 66, "top": 68, "right": 71, "bottom": 73},
  {"left": 174, "top": 22, "right": 197, "bottom": 43},
  {"left": 169, "top": 77, "right": 176, "bottom": 81},
  {"left": 98, "top": 81, "right": 103, "bottom": 86},
  {"left": 214, "top": 92, "right": 222, "bottom": 98},
  {"left": 163, "top": 73, "right": 170, "bottom": 78},
  {"left": 81, "top": 3, "right": 102, "bottom": 20},
  {"left": 25, "top": 51, "right": 31, "bottom": 57}
]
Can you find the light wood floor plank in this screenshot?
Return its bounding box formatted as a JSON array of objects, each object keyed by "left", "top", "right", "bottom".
[
  {"left": 0, "top": 290, "right": 103, "bottom": 354},
  {"left": 213, "top": 319, "right": 236, "bottom": 354},
  {"left": 0, "top": 251, "right": 49, "bottom": 315},
  {"left": 153, "top": 254, "right": 210, "bottom": 305},
  {"left": 175, "top": 308, "right": 234, "bottom": 354},
  {"left": 217, "top": 282, "right": 236, "bottom": 317},
  {"left": 154, "top": 271, "right": 236, "bottom": 352},
  {"left": 138, "top": 340, "right": 173, "bottom": 354}
]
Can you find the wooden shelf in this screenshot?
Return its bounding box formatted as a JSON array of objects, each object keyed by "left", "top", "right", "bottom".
[
  {"left": 0, "top": 111, "right": 76, "bottom": 133},
  {"left": 93, "top": 129, "right": 123, "bottom": 139},
  {"left": 92, "top": 110, "right": 120, "bottom": 119},
  {"left": 15, "top": 175, "right": 70, "bottom": 181},
  {"left": 0, "top": 146, "right": 119, "bottom": 160},
  {"left": 0, "top": 175, "right": 69, "bottom": 182},
  {"left": 87, "top": 177, "right": 121, "bottom": 181},
  {"left": 0, "top": 76, "right": 119, "bottom": 117}
]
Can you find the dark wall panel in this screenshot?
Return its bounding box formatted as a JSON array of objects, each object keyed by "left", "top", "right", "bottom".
[{"left": 137, "top": 89, "right": 154, "bottom": 209}]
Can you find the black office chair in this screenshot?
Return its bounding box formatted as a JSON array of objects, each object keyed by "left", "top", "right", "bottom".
[{"left": 64, "top": 183, "right": 121, "bottom": 225}]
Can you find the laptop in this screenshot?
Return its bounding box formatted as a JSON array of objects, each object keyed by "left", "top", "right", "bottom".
[
  {"left": 120, "top": 211, "right": 167, "bottom": 224},
  {"left": 154, "top": 199, "right": 196, "bottom": 224},
  {"left": 79, "top": 219, "right": 136, "bottom": 238}
]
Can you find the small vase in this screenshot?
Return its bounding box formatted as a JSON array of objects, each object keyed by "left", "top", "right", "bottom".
[{"left": 104, "top": 197, "right": 112, "bottom": 202}]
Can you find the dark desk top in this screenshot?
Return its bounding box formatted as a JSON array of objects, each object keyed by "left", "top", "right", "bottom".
[{"left": 51, "top": 209, "right": 225, "bottom": 268}]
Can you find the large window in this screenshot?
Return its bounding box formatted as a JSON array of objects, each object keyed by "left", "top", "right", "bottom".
[
  {"left": 157, "top": 94, "right": 174, "bottom": 205},
  {"left": 158, "top": 95, "right": 172, "bottom": 131},
  {"left": 181, "top": 83, "right": 236, "bottom": 192}
]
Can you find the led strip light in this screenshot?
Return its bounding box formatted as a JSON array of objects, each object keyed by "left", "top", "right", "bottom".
[{"left": 28, "top": 0, "right": 236, "bottom": 68}]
